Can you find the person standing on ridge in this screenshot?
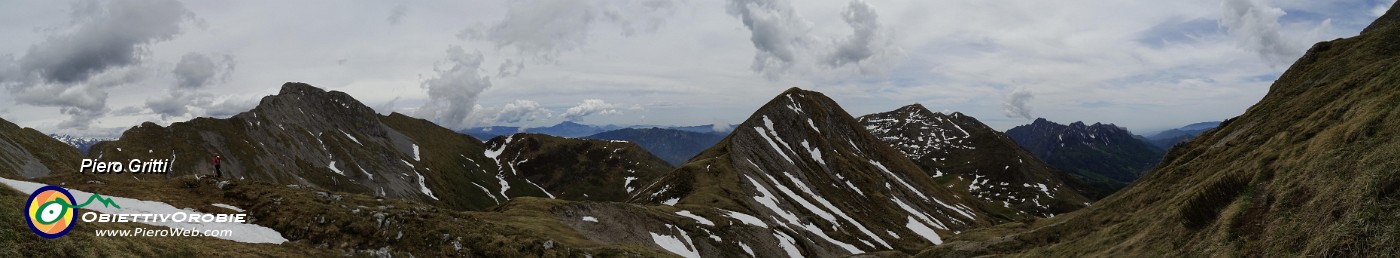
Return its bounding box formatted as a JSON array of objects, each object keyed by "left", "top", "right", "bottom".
[{"left": 212, "top": 155, "right": 222, "bottom": 178}]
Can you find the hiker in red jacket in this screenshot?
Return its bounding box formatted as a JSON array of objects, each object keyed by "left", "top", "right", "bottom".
[{"left": 212, "top": 155, "right": 222, "bottom": 178}]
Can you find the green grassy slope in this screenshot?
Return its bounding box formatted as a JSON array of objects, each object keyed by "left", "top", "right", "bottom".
[
  {"left": 921, "top": 5, "right": 1400, "bottom": 257},
  {"left": 0, "top": 118, "right": 83, "bottom": 178}
]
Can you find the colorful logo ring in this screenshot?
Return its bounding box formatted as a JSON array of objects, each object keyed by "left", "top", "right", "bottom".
[{"left": 26, "top": 185, "right": 77, "bottom": 239}]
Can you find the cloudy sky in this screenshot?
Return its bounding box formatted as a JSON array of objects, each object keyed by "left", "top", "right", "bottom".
[{"left": 0, "top": 0, "right": 1392, "bottom": 138}]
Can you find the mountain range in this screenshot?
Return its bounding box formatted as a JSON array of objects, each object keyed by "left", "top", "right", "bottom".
[
  {"left": 1143, "top": 121, "right": 1221, "bottom": 150},
  {"left": 460, "top": 122, "right": 733, "bottom": 140},
  {"left": 3, "top": 84, "right": 1088, "bottom": 257},
  {"left": 46, "top": 134, "right": 110, "bottom": 155},
  {"left": 1005, "top": 118, "right": 1164, "bottom": 198},
  {"left": 584, "top": 128, "right": 726, "bottom": 166}
]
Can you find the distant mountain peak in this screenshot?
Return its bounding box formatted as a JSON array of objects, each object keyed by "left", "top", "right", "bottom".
[
  {"left": 861, "top": 105, "right": 1092, "bottom": 217},
  {"left": 948, "top": 7, "right": 1400, "bottom": 255},
  {"left": 1005, "top": 118, "right": 1163, "bottom": 198},
  {"left": 779, "top": 86, "right": 806, "bottom": 95},
  {"left": 237, "top": 82, "right": 385, "bottom": 136},
  {"left": 896, "top": 103, "right": 929, "bottom": 112},
  {"left": 46, "top": 134, "right": 110, "bottom": 154},
  {"left": 633, "top": 87, "right": 998, "bottom": 255}
]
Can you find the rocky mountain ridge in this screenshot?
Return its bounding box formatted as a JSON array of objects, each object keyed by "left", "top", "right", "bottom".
[{"left": 859, "top": 104, "right": 1091, "bottom": 218}]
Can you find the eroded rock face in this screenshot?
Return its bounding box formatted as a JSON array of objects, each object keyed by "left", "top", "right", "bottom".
[{"left": 860, "top": 104, "right": 1092, "bottom": 218}]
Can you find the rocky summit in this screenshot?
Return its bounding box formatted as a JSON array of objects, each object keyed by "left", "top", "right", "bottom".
[
  {"left": 87, "top": 82, "right": 551, "bottom": 210},
  {"left": 860, "top": 104, "right": 1091, "bottom": 218},
  {"left": 617, "top": 87, "right": 1004, "bottom": 256}
]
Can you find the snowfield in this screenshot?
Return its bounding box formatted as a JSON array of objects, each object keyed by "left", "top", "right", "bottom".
[
  {"left": 339, "top": 130, "right": 362, "bottom": 145},
  {"left": 674, "top": 210, "right": 714, "bottom": 226},
  {"left": 328, "top": 161, "right": 343, "bottom": 175},
  {"left": 650, "top": 225, "right": 701, "bottom": 258},
  {"left": 414, "top": 171, "right": 438, "bottom": 200}
]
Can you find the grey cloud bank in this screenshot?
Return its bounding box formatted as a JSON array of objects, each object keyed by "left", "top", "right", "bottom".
[
  {"left": 2, "top": 0, "right": 194, "bottom": 130},
  {"left": 0, "top": 0, "right": 1388, "bottom": 137}
]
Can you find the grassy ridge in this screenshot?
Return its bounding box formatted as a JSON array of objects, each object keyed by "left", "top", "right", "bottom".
[{"left": 919, "top": 7, "right": 1400, "bottom": 257}]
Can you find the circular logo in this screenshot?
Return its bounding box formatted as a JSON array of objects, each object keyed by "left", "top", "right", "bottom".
[{"left": 26, "top": 185, "right": 77, "bottom": 239}]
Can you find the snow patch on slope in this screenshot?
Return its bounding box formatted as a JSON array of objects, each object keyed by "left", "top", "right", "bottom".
[
  {"left": 624, "top": 176, "right": 639, "bottom": 193},
  {"left": 472, "top": 182, "right": 499, "bottom": 204},
  {"left": 778, "top": 172, "right": 890, "bottom": 248},
  {"left": 906, "top": 216, "right": 944, "bottom": 244},
  {"left": 339, "top": 130, "right": 362, "bottom": 145},
  {"left": 524, "top": 179, "right": 554, "bottom": 199},
  {"left": 746, "top": 175, "right": 861, "bottom": 253},
  {"left": 328, "top": 161, "right": 343, "bottom": 175},
  {"left": 870, "top": 161, "right": 930, "bottom": 201},
  {"left": 801, "top": 140, "right": 825, "bottom": 165},
  {"left": 675, "top": 210, "right": 715, "bottom": 226},
  {"left": 650, "top": 225, "right": 701, "bottom": 258},
  {"left": 211, "top": 203, "right": 245, "bottom": 212},
  {"left": 415, "top": 171, "right": 438, "bottom": 200},
  {"left": 754, "top": 116, "right": 797, "bottom": 164},
  {"left": 722, "top": 210, "right": 770, "bottom": 228},
  {"left": 773, "top": 231, "right": 804, "bottom": 257}
]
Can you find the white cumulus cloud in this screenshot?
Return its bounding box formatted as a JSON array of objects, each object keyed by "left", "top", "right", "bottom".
[
  {"left": 1, "top": 0, "right": 195, "bottom": 129},
  {"left": 482, "top": 100, "right": 553, "bottom": 124},
  {"left": 1220, "top": 0, "right": 1326, "bottom": 67},
  {"left": 563, "top": 99, "right": 621, "bottom": 121}
]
